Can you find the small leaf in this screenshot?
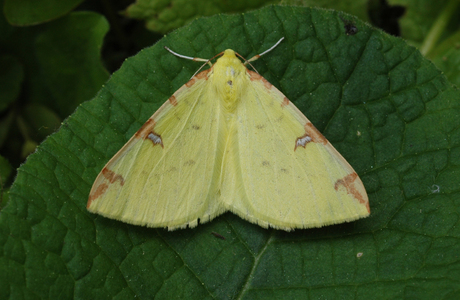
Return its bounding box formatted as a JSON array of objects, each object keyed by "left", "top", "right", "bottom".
[
  {"left": 4, "top": 0, "right": 85, "bottom": 26},
  {"left": 20, "top": 140, "right": 38, "bottom": 159},
  {"left": 22, "top": 104, "right": 62, "bottom": 141}
]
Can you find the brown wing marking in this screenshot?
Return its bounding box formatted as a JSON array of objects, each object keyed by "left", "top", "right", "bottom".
[
  {"left": 335, "top": 173, "right": 370, "bottom": 213},
  {"left": 281, "top": 97, "right": 290, "bottom": 107},
  {"left": 168, "top": 95, "right": 178, "bottom": 106},
  {"left": 87, "top": 183, "right": 109, "bottom": 207},
  {"left": 87, "top": 168, "right": 125, "bottom": 207},
  {"left": 295, "top": 123, "right": 328, "bottom": 150},
  {"left": 102, "top": 167, "right": 125, "bottom": 185},
  {"left": 247, "top": 70, "right": 273, "bottom": 89},
  {"left": 88, "top": 68, "right": 212, "bottom": 211},
  {"left": 186, "top": 69, "right": 210, "bottom": 87},
  {"left": 134, "top": 118, "right": 164, "bottom": 148}
]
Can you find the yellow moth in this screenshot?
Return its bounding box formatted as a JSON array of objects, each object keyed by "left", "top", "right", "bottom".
[{"left": 87, "top": 38, "right": 370, "bottom": 231}]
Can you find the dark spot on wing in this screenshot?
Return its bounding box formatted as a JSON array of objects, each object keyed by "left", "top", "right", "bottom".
[{"left": 184, "top": 160, "right": 196, "bottom": 166}]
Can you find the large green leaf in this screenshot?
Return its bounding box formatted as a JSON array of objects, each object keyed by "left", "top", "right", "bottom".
[{"left": 1, "top": 5, "right": 459, "bottom": 299}]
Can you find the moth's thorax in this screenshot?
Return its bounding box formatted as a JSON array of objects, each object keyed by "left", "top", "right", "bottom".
[{"left": 211, "top": 49, "right": 248, "bottom": 112}]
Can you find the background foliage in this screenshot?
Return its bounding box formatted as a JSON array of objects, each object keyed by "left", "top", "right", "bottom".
[{"left": 1, "top": 0, "right": 460, "bottom": 299}]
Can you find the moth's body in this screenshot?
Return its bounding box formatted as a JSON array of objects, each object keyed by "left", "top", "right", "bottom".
[
  {"left": 214, "top": 50, "right": 247, "bottom": 112},
  {"left": 88, "top": 46, "right": 370, "bottom": 231}
]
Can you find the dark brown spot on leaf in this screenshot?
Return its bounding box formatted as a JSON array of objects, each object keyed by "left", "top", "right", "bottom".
[
  {"left": 211, "top": 232, "right": 225, "bottom": 240},
  {"left": 340, "top": 16, "right": 358, "bottom": 35}
]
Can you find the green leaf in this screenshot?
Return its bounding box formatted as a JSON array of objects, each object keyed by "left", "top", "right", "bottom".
[
  {"left": 1, "top": 5, "right": 460, "bottom": 299},
  {"left": 35, "top": 11, "right": 110, "bottom": 116},
  {"left": 281, "top": 0, "right": 370, "bottom": 22},
  {"left": 428, "top": 30, "right": 460, "bottom": 87},
  {"left": 0, "top": 154, "right": 12, "bottom": 212},
  {"left": 0, "top": 155, "right": 12, "bottom": 184},
  {"left": 0, "top": 10, "right": 109, "bottom": 117},
  {"left": 4, "top": 0, "right": 85, "bottom": 26},
  {"left": 388, "top": 0, "right": 460, "bottom": 46},
  {"left": 21, "top": 103, "right": 62, "bottom": 141},
  {"left": 0, "top": 187, "right": 9, "bottom": 210},
  {"left": 124, "top": 0, "right": 278, "bottom": 33}
]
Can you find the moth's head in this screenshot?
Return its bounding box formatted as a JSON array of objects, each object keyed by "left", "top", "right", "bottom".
[
  {"left": 218, "top": 49, "right": 240, "bottom": 65},
  {"left": 214, "top": 49, "right": 247, "bottom": 74},
  {"left": 222, "top": 49, "right": 237, "bottom": 59}
]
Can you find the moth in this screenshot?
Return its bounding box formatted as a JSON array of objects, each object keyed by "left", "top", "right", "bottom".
[{"left": 88, "top": 38, "right": 370, "bottom": 231}]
